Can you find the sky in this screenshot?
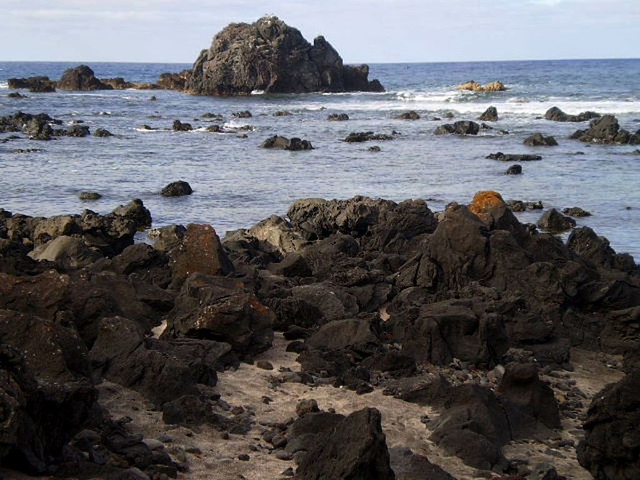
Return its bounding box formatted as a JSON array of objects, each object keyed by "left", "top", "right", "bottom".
[{"left": 2, "top": 0, "right": 639, "bottom": 64}]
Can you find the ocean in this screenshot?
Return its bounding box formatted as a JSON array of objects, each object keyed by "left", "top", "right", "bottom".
[{"left": 1, "top": 59, "right": 639, "bottom": 259}]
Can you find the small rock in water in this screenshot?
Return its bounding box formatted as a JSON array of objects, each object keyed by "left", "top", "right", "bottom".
[
  {"left": 232, "top": 110, "right": 252, "bottom": 118},
  {"left": 394, "top": 111, "right": 420, "bottom": 120},
  {"left": 538, "top": 208, "right": 576, "bottom": 233},
  {"left": 94, "top": 128, "right": 113, "bottom": 137},
  {"left": 161, "top": 180, "right": 193, "bottom": 197},
  {"left": 523, "top": 132, "right": 558, "bottom": 146},
  {"left": 172, "top": 120, "right": 192, "bottom": 131},
  {"left": 506, "top": 164, "right": 523, "bottom": 175},
  {"left": 327, "top": 113, "right": 349, "bottom": 121},
  {"left": 79, "top": 191, "right": 102, "bottom": 200},
  {"left": 562, "top": 206, "right": 592, "bottom": 217},
  {"left": 369, "top": 145, "right": 381, "bottom": 152},
  {"left": 273, "top": 110, "right": 292, "bottom": 116},
  {"left": 478, "top": 106, "right": 498, "bottom": 122}
]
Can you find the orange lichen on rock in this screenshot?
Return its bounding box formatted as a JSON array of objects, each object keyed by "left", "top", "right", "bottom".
[
  {"left": 457, "top": 80, "right": 506, "bottom": 92},
  {"left": 469, "top": 190, "right": 506, "bottom": 223}
]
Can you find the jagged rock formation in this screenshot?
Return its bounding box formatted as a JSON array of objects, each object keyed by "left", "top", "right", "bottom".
[{"left": 186, "top": 16, "right": 384, "bottom": 95}]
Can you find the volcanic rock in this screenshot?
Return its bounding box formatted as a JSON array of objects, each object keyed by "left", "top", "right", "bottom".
[
  {"left": 434, "top": 121, "right": 480, "bottom": 135},
  {"left": 261, "top": 135, "right": 314, "bottom": 150},
  {"left": 295, "top": 408, "right": 395, "bottom": 480},
  {"left": 186, "top": 16, "right": 384, "bottom": 95},
  {"left": 544, "top": 106, "right": 600, "bottom": 122},
  {"left": 395, "top": 111, "right": 420, "bottom": 120},
  {"left": 56, "top": 65, "right": 111, "bottom": 91},
  {"left": 328, "top": 113, "right": 349, "bottom": 121},
  {"left": 8, "top": 76, "right": 56, "bottom": 92},
  {"left": 478, "top": 106, "right": 498, "bottom": 121},
  {"left": 570, "top": 115, "right": 640, "bottom": 144},
  {"left": 578, "top": 372, "right": 640, "bottom": 480},
  {"left": 161, "top": 180, "right": 193, "bottom": 197},
  {"left": 537, "top": 208, "right": 576, "bottom": 233},
  {"left": 344, "top": 131, "right": 394, "bottom": 142},
  {"left": 486, "top": 152, "right": 542, "bottom": 161},
  {"left": 506, "top": 164, "right": 523, "bottom": 175},
  {"left": 457, "top": 81, "right": 506, "bottom": 92},
  {"left": 523, "top": 133, "right": 558, "bottom": 146}
]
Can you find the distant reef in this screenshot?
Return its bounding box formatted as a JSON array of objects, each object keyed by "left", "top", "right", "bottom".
[{"left": 8, "top": 16, "right": 384, "bottom": 96}]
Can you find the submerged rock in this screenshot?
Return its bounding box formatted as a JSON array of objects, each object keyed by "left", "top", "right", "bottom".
[
  {"left": 186, "top": 16, "right": 384, "bottom": 95},
  {"left": 434, "top": 121, "right": 480, "bottom": 135},
  {"left": 487, "top": 152, "right": 542, "bottom": 161},
  {"left": 544, "top": 106, "right": 600, "bottom": 122},
  {"left": 506, "top": 164, "right": 523, "bottom": 175},
  {"left": 537, "top": 208, "right": 576, "bottom": 233},
  {"left": 7, "top": 76, "right": 56, "bottom": 92},
  {"left": 395, "top": 111, "right": 420, "bottom": 120},
  {"left": 328, "top": 113, "right": 349, "bottom": 121},
  {"left": 261, "top": 135, "right": 314, "bottom": 150},
  {"left": 523, "top": 133, "right": 558, "bottom": 146},
  {"left": 344, "top": 131, "right": 394, "bottom": 142}
]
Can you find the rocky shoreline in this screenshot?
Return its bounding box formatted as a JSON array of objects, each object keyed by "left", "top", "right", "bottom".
[{"left": 1, "top": 190, "right": 638, "bottom": 479}]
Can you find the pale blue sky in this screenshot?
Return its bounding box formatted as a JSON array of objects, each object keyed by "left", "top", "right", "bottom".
[{"left": 2, "top": 0, "right": 639, "bottom": 63}]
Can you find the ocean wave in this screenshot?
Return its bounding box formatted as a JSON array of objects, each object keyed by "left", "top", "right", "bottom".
[
  {"left": 0, "top": 82, "right": 8, "bottom": 89},
  {"left": 251, "top": 90, "right": 265, "bottom": 95}
]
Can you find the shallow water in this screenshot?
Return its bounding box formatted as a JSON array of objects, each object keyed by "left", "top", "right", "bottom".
[{"left": 1, "top": 59, "right": 639, "bottom": 259}]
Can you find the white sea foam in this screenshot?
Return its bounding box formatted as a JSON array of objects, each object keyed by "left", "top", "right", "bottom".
[
  {"left": 0, "top": 82, "right": 8, "bottom": 89},
  {"left": 251, "top": 90, "right": 265, "bottom": 95}
]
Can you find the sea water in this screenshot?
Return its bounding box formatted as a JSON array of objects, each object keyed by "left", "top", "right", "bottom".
[{"left": 0, "top": 59, "right": 639, "bottom": 258}]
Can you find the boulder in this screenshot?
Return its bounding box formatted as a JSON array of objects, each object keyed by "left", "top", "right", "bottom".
[
  {"left": 434, "top": 121, "right": 480, "bottom": 135},
  {"left": 577, "top": 372, "right": 640, "bottom": 480},
  {"left": 344, "top": 131, "right": 394, "bottom": 142},
  {"left": 261, "top": 135, "right": 314, "bottom": 150},
  {"left": 28, "top": 235, "right": 103, "bottom": 270},
  {"left": 56, "top": 65, "right": 111, "bottom": 91},
  {"left": 544, "top": 106, "right": 600, "bottom": 122},
  {"left": 567, "top": 227, "right": 635, "bottom": 272},
  {"left": 7, "top": 76, "right": 56, "bottom": 92},
  {"left": 537, "top": 208, "right": 576, "bottom": 233},
  {"left": 93, "top": 128, "right": 113, "bottom": 137},
  {"left": 306, "top": 318, "right": 380, "bottom": 353},
  {"left": 457, "top": 81, "right": 506, "bottom": 92},
  {"left": 389, "top": 447, "right": 455, "bottom": 480},
  {"left": 172, "top": 119, "right": 192, "bottom": 131},
  {"left": 570, "top": 115, "right": 640, "bottom": 144},
  {"left": 496, "top": 363, "right": 561, "bottom": 430},
  {"left": 395, "top": 111, "right": 420, "bottom": 120},
  {"left": 562, "top": 206, "right": 591, "bottom": 217},
  {"left": 505, "top": 164, "right": 523, "bottom": 175},
  {"left": 164, "top": 274, "right": 274, "bottom": 360},
  {"left": 295, "top": 408, "right": 395, "bottom": 480},
  {"left": 486, "top": 152, "right": 542, "bottom": 161},
  {"left": 168, "top": 223, "right": 234, "bottom": 287},
  {"left": 79, "top": 191, "right": 101, "bottom": 201},
  {"left": 478, "top": 106, "right": 498, "bottom": 121},
  {"left": 523, "top": 133, "right": 558, "bottom": 146},
  {"left": 161, "top": 180, "right": 193, "bottom": 197},
  {"left": 155, "top": 70, "right": 192, "bottom": 90},
  {"left": 186, "top": 16, "right": 384, "bottom": 95}
]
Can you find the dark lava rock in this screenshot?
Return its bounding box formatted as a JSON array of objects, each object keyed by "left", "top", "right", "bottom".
[
  {"left": 328, "top": 113, "right": 349, "bottom": 121},
  {"left": 93, "top": 128, "right": 113, "bottom": 137},
  {"left": 28, "top": 236, "right": 103, "bottom": 271},
  {"left": 0, "top": 111, "right": 62, "bottom": 140},
  {"left": 570, "top": 115, "right": 640, "bottom": 144},
  {"left": 8, "top": 76, "right": 56, "bottom": 92},
  {"left": 111, "top": 198, "right": 152, "bottom": 231},
  {"left": 434, "top": 120, "right": 480, "bottom": 135},
  {"left": 163, "top": 273, "right": 274, "bottom": 360},
  {"left": 395, "top": 111, "right": 420, "bottom": 120},
  {"left": 429, "top": 384, "right": 510, "bottom": 471},
  {"left": 56, "top": 65, "right": 111, "bottom": 91},
  {"left": 487, "top": 152, "right": 542, "bottom": 161},
  {"left": 544, "top": 106, "right": 600, "bottom": 122},
  {"left": 478, "top": 106, "right": 498, "bottom": 122},
  {"left": 344, "top": 131, "right": 394, "bottom": 142},
  {"left": 161, "top": 180, "right": 193, "bottom": 197},
  {"left": 506, "top": 164, "right": 523, "bottom": 175},
  {"left": 295, "top": 408, "right": 395, "bottom": 480},
  {"left": 172, "top": 120, "right": 192, "bottom": 131},
  {"left": 507, "top": 200, "right": 544, "bottom": 212},
  {"left": 523, "top": 133, "right": 558, "bottom": 146},
  {"left": 261, "top": 135, "right": 314, "bottom": 150},
  {"left": 63, "top": 124, "right": 90, "bottom": 137},
  {"left": 155, "top": 70, "right": 192, "bottom": 90},
  {"left": 7, "top": 92, "right": 27, "bottom": 98},
  {"left": 562, "top": 206, "right": 591, "bottom": 217},
  {"left": 273, "top": 110, "right": 292, "bottom": 117},
  {"left": 186, "top": 16, "right": 384, "bottom": 95},
  {"left": 537, "top": 208, "right": 576, "bottom": 233},
  {"left": 79, "top": 191, "right": 102, "bottom": 200},
  {"left": 578, "top": 372, "right": 640, "bottom": 480},
  {"left": 232, "top": 110, "right": 252, "bottom": 118},
  {"left": 369, "top": 145, "right": 381, "bottom": 152},
  {"left": 566, "top": 226, "right": 636, "bottom": 272},
  {"left": 389, "top": 446, "right": 455, "bottom": 480},
  {"left": 497, "top": 363, "right": 561, "bottom": 430}
]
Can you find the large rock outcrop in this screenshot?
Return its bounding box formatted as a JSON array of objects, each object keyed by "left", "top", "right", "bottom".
[{"left": 186, "top": 16, "right": 384, "bottom": 95}]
